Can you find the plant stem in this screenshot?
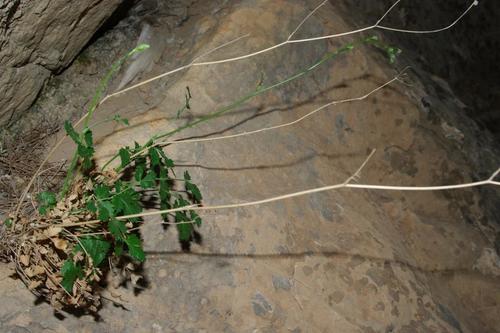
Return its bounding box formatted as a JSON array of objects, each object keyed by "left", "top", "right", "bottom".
[
  {"left": 103, "top": 40, "right": 365, "bottom": 172},
  {"left": 59, "top": 151, "right": 79, "bottom": 199},
  {"left": 58, "top": 45, "right": 151, "bottom": 199}
]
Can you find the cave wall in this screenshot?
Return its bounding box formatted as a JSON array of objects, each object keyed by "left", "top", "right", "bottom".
[{"left": 0, "top": 0, "right": 122, "bottom": 126}]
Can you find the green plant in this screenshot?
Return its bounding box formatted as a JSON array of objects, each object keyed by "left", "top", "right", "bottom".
[
  {"left": 1, "top": 43, "right": 207, "bottom": 311},
  {"left": 2, "top": 35, "right": 400, "bottom": 312}
]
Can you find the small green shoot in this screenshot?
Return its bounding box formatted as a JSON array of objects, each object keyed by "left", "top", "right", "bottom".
[{"left": 37, "top": 191, "right": 57, "bottom": 215}]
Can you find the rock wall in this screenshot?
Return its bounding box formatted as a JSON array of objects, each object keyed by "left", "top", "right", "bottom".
[
  {"left": 0, "top": 0, "right": 122, "bottom": 126},
  {"left": 1, "top": 0, "right": 499, "bottom": 332},
  {"left": 332, "top": 0, "right": 500, "bottom": 139}
]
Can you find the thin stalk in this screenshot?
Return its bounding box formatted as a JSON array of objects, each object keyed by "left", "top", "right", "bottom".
[
  {"left": 58, "top": 45, "right": 151, "bottom": 199},
  {"left": 103, "top": 39, "right": 366, "bottom": 172}
]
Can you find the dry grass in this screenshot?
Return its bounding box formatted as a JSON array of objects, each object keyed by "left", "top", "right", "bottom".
[{"left": 0, "top": 123, "right": 66, "bottom": 217}]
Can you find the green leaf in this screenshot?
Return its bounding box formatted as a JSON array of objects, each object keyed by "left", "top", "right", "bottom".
[
  {"left": 125, "top": 234, "right": 145, "bottom": 261},
  {"left": 186, "top": 182, "right": 202, "bottom": 202},
  {"left": 130, "top": 43, "right": 150, "bottom": 54},
  {"left": 83, "top": 127, "right": 93, "bottom": 147},
  {"left": 37, "top": 191, "right": 57, "bottom": 215},
  {"left": 140, "top": 170, "right": 156, "bottom": 189},
  {"left": 364, "top": 35, "right": 379, "bottom": 43},
  {"left": 386, "top": 47, "right": 401, "bottom": 64},
  {"left": 94, "top": 184, "right": 111, "bottom": 200},
  {"left": 86, "top": 200, "right": 97, "bottom": 213},
  {"left": 97, "top": 201, "right": 114, "bottom": 221},
  {"left": 119, "top": 148, "right": 131, "bottom": 168},
  {"left": 60, "top": 260, "right": 83, "bottom": 294},
  {"left": 114, "top": 241, "right": 124, "bottom": 256},
  {"left": 109, "top": 218, "right": 127, "bottom": 241},
  {"left": 183, "top": 170, "right": 191, "bottom": 181},
  {"left": 190, "top": 211, "right": 202, "bottom": 227},
  {"left": 159, "top": 168, "right": 170, "bottom": 201},
  {"left": 177, "top": 223, "right": 193, "bottom": 242},
  {"left": 175, "top": 196, "right": 191, "bottom": 208},
  {"left": 195, "top": 216, "right": 202, "bottom": 227},
  {"left": 149, "top": 147, "right": 161, "bottom": 167},
  {"left": 173, "top": 197, "right": 193, "bottom": 241},
  {"left": 82, "top": 155, "right": 93, "bottom": 171},
  {"left": 75, "top": 236, "right": 110, "bottom": 267},
  {"left": 134, "top": 161, "right": 146, "bottom": 182},
  {"left": 114, "top": 180, "right": 123, "bottom": 193},
  {"left": 64, "top": 121, "right": 81, "bottom": 145},
  {"left": 4, "top": 218, "right": 12, "bottom": 228},
  {"left": 111, "top": 187, "right": 142, "bottom": 219},
  {"left": 343, "top": 43, "right": 354, "bottom": 51},
  {"left": 159, "top": 168, "right": 171, "bottom": 220},
  {"left": 38, "top": 191, "right": 56, "bottom": 205},
  {"left": 157, "top": 149, "right": 174, "bottom": 168},
  {"left": 77, "top": 144, "right": 94, "bottom": 159},
  {"left": 113, "top": 114, "right": 129, "bottom": 126}
]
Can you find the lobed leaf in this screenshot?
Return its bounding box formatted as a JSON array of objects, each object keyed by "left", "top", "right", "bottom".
[
  {"left": 60, "top": 260, "right": 83, "bottom": 294},
  {"left": 149, "top": 147, "right": 161, "bottom": 167},
  {"left": 125, "top": 234, "right": 145, "bottom": 262},
  {"left": 75, "top": 236, "right": 111, "bottom": 267},
  {"left": 37, "top": 191, "right": 57, "bottom": 215},
  {"left": 112, "top": 187, "right": 142, "bottom": 218},
  {"left": 140, "top": 170, "right": 156, "bottom": 189},
  {"left": 109, "top": 218, "right": 127, "bottom": 241},
  {"left": 113, "top": 114, "right": 129, "bottom": 126},
  {"left": 119, "top": 148, "right": 131, "bottom": 168},
  {"left": 64, "top": 121, "right": 81, "bottom": 145},
  {"left": 94, "top": 184, "right": 111, "bottom": 200},
  {"left": 186, "top": 182, "right": 202, "bottom": 202},
  {"left": 177, "top": 223, "right": 193, "bottom": 242},
  {"left": 97, "top": 201, "right": 114, "bottom": 221}
]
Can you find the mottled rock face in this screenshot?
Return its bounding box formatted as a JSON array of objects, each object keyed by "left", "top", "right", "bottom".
[
  {"left": 2, "top": 0, "right": 500, "bottom": 332},
  {"left": 0, "top": 0, "right": 121, "bottom": 125},
  {"left": 333, "top": 0, "right": 500, "bottom": 140}
]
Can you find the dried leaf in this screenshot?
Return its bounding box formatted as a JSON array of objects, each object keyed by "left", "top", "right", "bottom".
[
  {"left": 85, "top": 179, "right": 93, "bottom": 191},
  {"left": 20, "top": 255, "right": 30, "bottom": 266},
  {"left": 28, "top": 280, "right": 43, "bottom": 290},
  {"left": 51, "top": 238, "right": 68, "bottom": 251},
  {"left": 62, "top": 217, "right": 72, "bottom": 224},
  {"left": 33, "top": 231, "right": 48, "bottom": 241},
  {"left": 50, "top": 295, "right": 63, "bottom": 310},
  {"left": 46, "top": 227, "right": 62, "bottom": 237},
  {"left": 46, "top": 277, "right": 59, "bottom": 290},
  {"left": 130, "top": 273, "right": 142, "bottom": 286},
  {"left": 26, "top": 265, "right": 45, "bottom": 277}
]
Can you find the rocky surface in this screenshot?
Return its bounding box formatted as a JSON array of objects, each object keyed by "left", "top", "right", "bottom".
[
  {"left": 2, "top": 0, "right": 500, "bottom": 332},
  {"left": 333, "top": 0, "right": 500, "bottom": 140},
  {"left": 0, "top": 0, "right": 121, "bottom": 126}
]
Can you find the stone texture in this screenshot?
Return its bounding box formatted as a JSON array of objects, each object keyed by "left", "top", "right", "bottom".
[
  {"left": 0, "top": 0, "right": 121, "bottom": 125},
  {"left": 333, "top": 0, "right": 500, "bottom": 140},
  {"left": 2, "top": 0, "right": 500, "bottom": 332}
]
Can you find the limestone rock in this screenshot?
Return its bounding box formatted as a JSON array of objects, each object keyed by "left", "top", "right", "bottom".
[
  {"left": 0, "top": 0, "right": 121, "bottom": 125},
  {"left": 2, "top": 0, "right": 500, "bottom": 332}
]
